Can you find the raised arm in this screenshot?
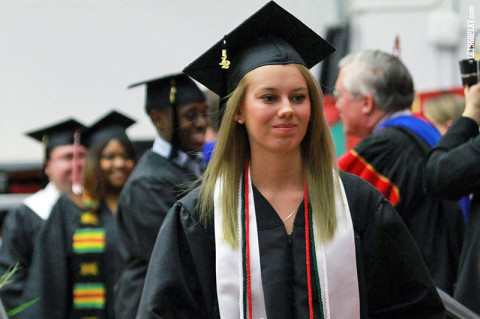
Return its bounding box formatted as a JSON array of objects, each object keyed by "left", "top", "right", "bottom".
[{"left": 424, "top": 84, "right": 480, "bottom": 199}]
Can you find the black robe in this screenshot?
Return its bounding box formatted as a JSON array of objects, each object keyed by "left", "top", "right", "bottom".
[
  {"left": 424, "top": 116, "right": 480, "bottom": 315},
  {"left": 137, "top": 172, "right": 445, "bottom": 319},
  {"left": 19, "top": 194, "right": 118, "bottom": 319},
  {"left": 115, "top": 150, "right": 201, "bottom": 319},
  {"left": 0, "top": 204, "right": 43, "bottom": 311},
  {"left": 339, "top": 124, "right": 464, "bottom": 294}
]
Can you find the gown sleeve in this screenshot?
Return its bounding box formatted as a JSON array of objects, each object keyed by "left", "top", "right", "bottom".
[
  {"left": 425, "top": 118, "right": 480, "bottom": 315},
  {"left": 116, "top": 177, "right": 182, "bottom": 319},
  {"left": 424, "top": 117, "right": 480, "bottom": 199},
  {"left": 18, "top": 198, "right": 72, "bottom": 319},
  {"left": 342, "top": 172, "right": 445, "bottom": 318},
  {"left": 0, "top": 205, "right": 41, "bottom": 311},
  {"left": 136, "top": 188, "right": 216, "bottom": 319},
  {"left": 362, "top": 198, "right": 445, "bottom": 318}
]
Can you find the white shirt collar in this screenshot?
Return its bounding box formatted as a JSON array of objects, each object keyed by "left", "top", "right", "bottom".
[
  {"left": 151, "top": 135, "right": 191, "bottom": 167},
  {"left": 374, "top": 109, "right": 411, "bottom": 132},
  {"left": 151, "top": 135, "right": 172, "bottom": 159}
]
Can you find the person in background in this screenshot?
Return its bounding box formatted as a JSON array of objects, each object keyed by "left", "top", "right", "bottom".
[
  {"left": 20, "top": 110, "right": 136, "bottom": 319},
  {"left": 0, "top": 119, "right": 87, "bottom": 312},
  {"left": 336, "top": 50, "right": 464, "bottom": 295},
  {"left": 115, "top": 73, "right": 208, "bottom": 318},
  {"left": 202, "top": 89, "right": 220, "bottom": 163},
  {"left": 423, "top": 93, "right": 470, "bottom": 223},
  {"left": 137, "top": 2, "right": 445, "bottom": 318},
  {"left": 424, "top": 83, "right": 480, "bottom": 314},
  {"left": 423, "top": 93, "right": 465, "bottom": 136}
]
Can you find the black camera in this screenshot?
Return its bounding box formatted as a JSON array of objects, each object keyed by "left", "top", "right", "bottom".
[{"left": 459, "top": 59, "right": 480, "bottom": 87}]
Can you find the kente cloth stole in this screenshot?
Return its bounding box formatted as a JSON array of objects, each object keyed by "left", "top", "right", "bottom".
[
  {"left": 214, "top": 163, "right": 361, "bottom": 319},
  {"left": 71, "top": 200, "right": 107, "bottom": 319}
]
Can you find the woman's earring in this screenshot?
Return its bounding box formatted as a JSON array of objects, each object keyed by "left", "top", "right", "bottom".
[{"left": 237, "top": 119, "right": 244, "bottom": 124}]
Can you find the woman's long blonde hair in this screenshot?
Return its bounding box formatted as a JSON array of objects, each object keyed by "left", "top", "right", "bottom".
[{"left": 198, "top": 64, "right": 339, "bottom": 247}]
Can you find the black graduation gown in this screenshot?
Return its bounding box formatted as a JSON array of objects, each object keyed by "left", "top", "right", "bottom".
[
  {"left": 19, "top": 194, "right": 118, "bottom": 319},
  {"left": 424, "top": 117, "right": 480, "bottom": 314},
  {"left": 137, "top": 172, "right": 445, "bottom": 319},
  {"left": 0, "top": 204, "right": 43, "bottom": 311},
  {"left": 115, "top": 150, "right": 201, "bottom": 319},
  {"left": 339, "top": 125, "right": 464, "bottom": 294}
]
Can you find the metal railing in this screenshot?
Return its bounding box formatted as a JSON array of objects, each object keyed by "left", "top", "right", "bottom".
[
  {"left": 438, "top": 288, "right": 480, "bottom": 319},
  {"left": 0, "top": 194, "right": 29, "bottom": 211}
]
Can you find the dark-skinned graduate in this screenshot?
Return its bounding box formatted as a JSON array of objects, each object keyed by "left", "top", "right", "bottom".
[{"left": 115, "top": 73, "right": 209, "bottom": 318}]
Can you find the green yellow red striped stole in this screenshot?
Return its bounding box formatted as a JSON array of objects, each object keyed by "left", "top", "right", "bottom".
[
  {"left": 73, "top": 228, "right": 106, "bottom": 253},
  {"left": 73, "top": 283, "right": 106, "bottom": 309},
  {"left": 71, "top": 197, "right": 106, "bottom": 319}
]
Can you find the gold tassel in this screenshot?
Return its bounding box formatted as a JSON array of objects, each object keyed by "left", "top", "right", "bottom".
[
  {"left": 169, "top": 78, "right": 177, "bottom": 105},
  {"left": 219, "top": 39, "right": 230, "bottom": 69}
]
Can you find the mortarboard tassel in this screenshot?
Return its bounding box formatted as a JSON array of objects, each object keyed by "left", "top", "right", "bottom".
[
  {"left": 392, "top": 35, "right": 400, "bottom": 58},
  {"left": 219, "top": 39, "right": 231, "bottom": 70},
  {"left": 169, "top": 78, "right": 177, "bottom": 105},
  {"left": 219, "top": 38, "right": 230, "bottom": 122},
  {"left": 72, "top": 130, "right": 82, "bottom": 195},
  {"left": 169, "top": 78, "right": 181, "bottom": 149}
]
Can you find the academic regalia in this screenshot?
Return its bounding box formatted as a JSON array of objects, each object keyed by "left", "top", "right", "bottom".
[
  {"left": 424, "top": 116, "right": 480, "bottom": 314},
  {"left": 158, "top": 1, "right": 442, "bottom": 317},
  {"left": 81, "top": 110, "right": 136, "bottom": 148},
  {"left": 338, "top": 115, "right": 465, "bottom": 295},
  {"left": 24, "top": 118, "right": 86, "bottom": 160},
  {"left": 19, "top": 194, "right": 118, "bottom": 319},
  {"left": 0, "top": 187, "right": 54, "bottom": 311},
  {"left": 115, "top": 73, "right": 206, "bottom": 319},
  {"left": 137, "top": 172, "right": 445, "bottom": 318},
  {"left": 115, "top": 148, "right": 203, "bottom": 318},
  {"left": 19, "top": 110, "right": 135, "bottom": 319},
  {"left": 0, "top": 118, "right": 85, "bottom": 312},
  {"left": 202, "top": 140, "right": 216, "bottom": 163}
]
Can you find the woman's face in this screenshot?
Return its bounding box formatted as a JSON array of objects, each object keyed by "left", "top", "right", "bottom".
[
  {"left": 238, "top": 64, "right": 311, "bottom": 154},
  {"left": 99, "top": 139, "right": 135, "bottom": 189}
]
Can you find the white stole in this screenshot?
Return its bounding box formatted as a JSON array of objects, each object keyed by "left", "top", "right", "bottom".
[
  {"left": 214, "top": 168, "right": 360, "bottom": 319},
  {"left": 23, "top": 182, "right": 60, "bottom": 220}
]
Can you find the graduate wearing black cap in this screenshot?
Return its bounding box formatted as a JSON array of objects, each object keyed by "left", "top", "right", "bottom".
[
  {"left": 115, "top": 73, "right": 208, "bottom": 318},
  {"left": 20, "top": 110, "right": 137, "bottom": 319},
  {"left": 137, "top": 2, "right": 445, "bottom": 318},
  {"left": 0, "top": 118, "right": 87, "bottom": 312}
]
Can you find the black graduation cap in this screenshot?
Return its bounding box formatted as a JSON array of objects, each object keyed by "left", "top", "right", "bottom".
[
  {"left": 128, "top": 73, "right": 206, "bottom": 114},
  {"left": 183, "top": 1, "right": 335, "bottom": 98},
  {"left": 26, "top": 119, "right": 86, "bottom": 159},
  {"left": 82, "top": 110, "right": 136, "bottom": 148}
]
